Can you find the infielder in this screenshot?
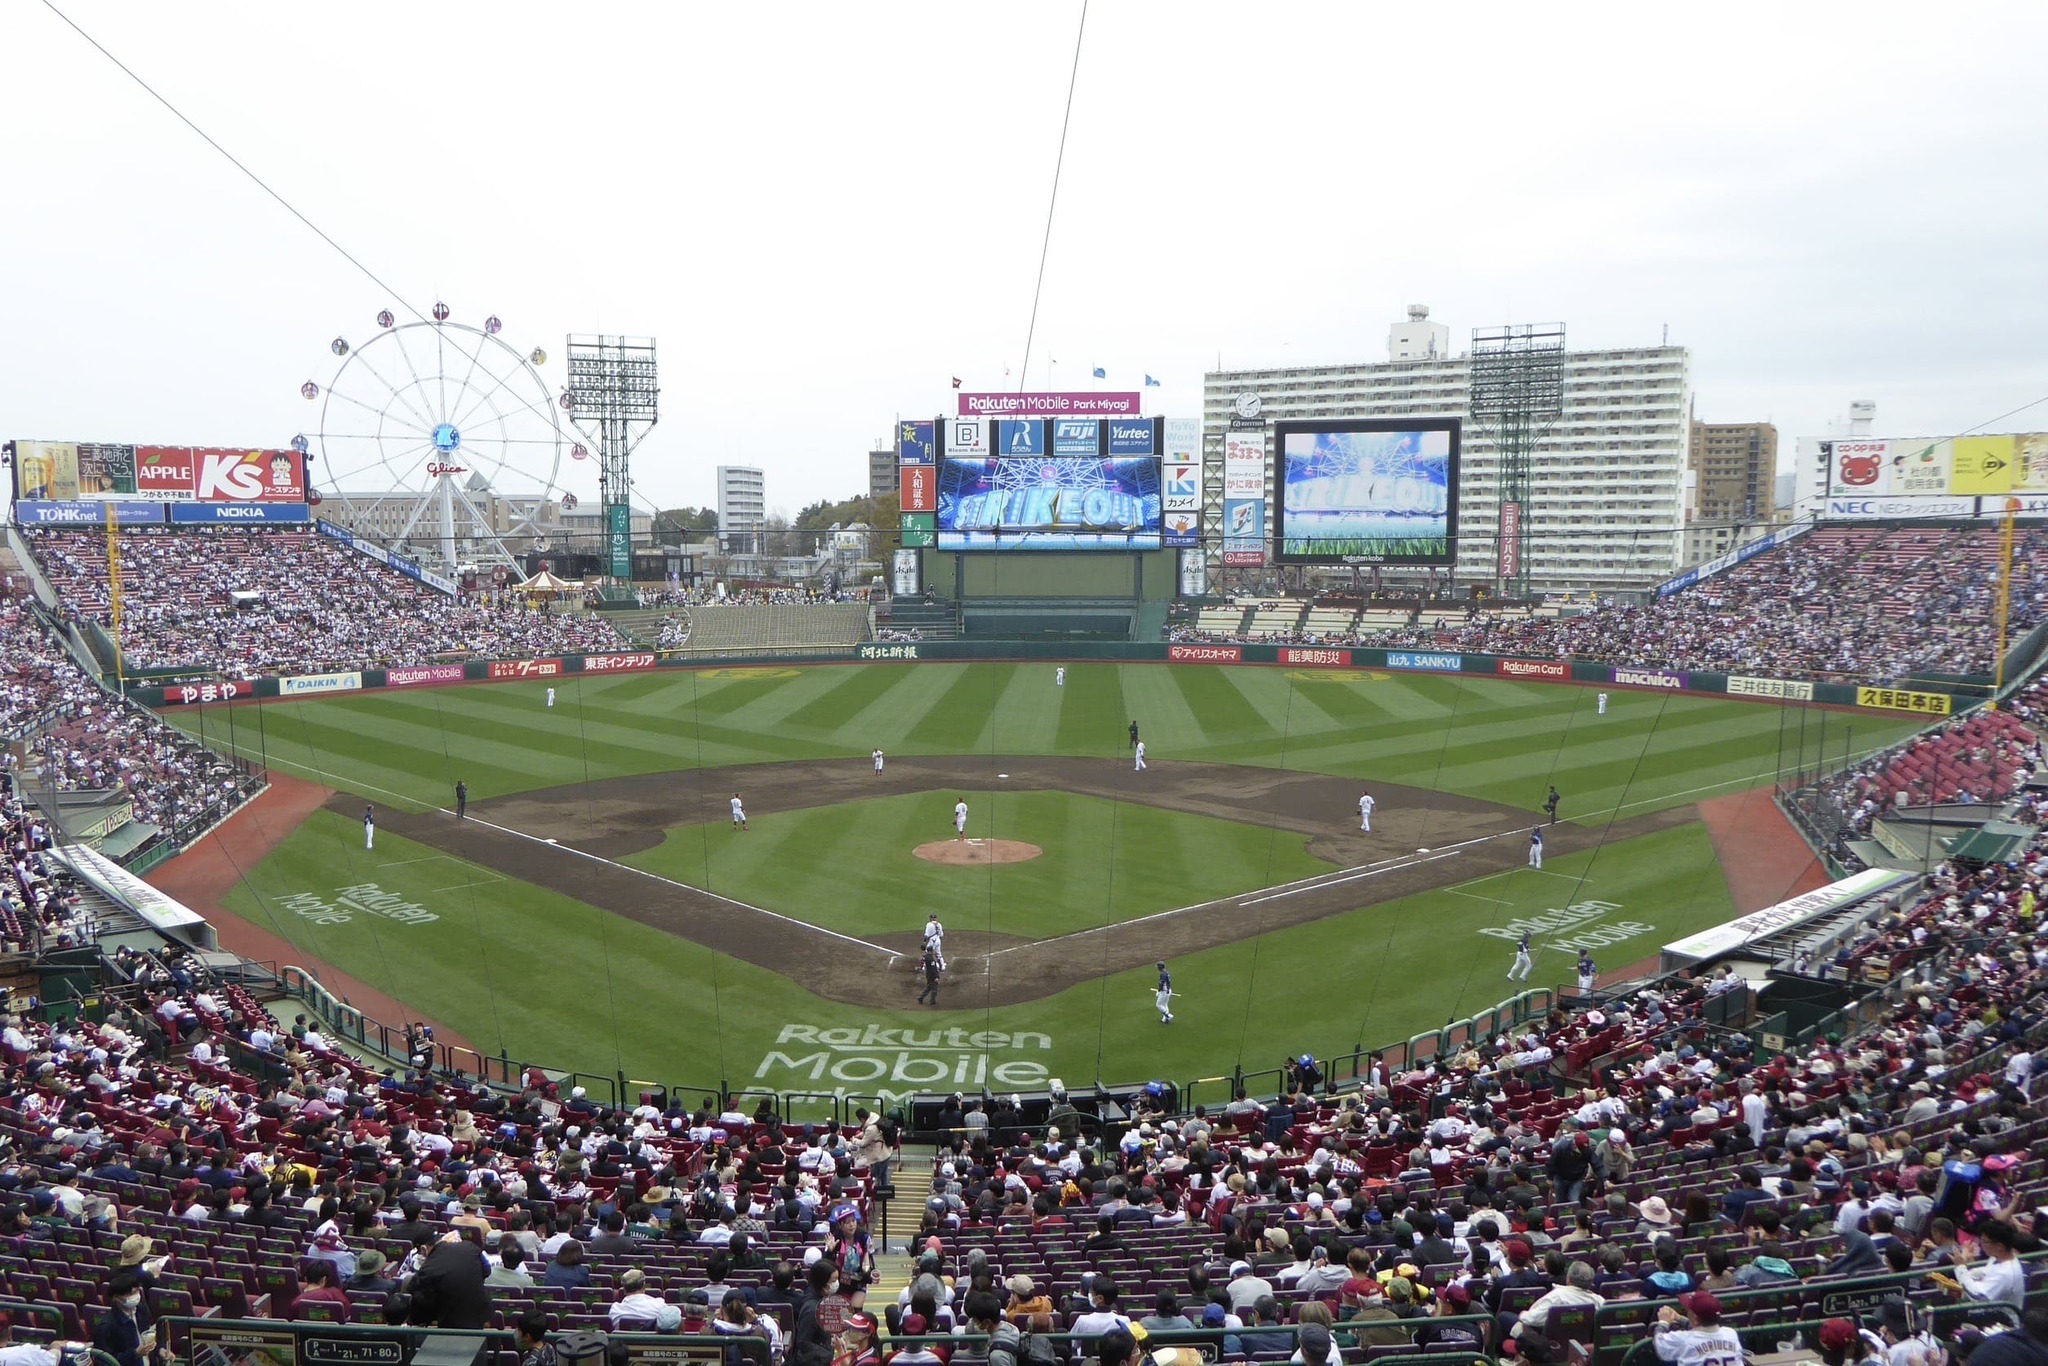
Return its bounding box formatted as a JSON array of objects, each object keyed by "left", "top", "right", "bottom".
[
  {"left": 1358, "top": 790, "right": 1375, "bottom": 832},
  {"left": 923, "top": 913, "right": 946, "bottom": 971},
  {"left": 730, "top": 793, "right": 748, "bottom": 830},
  {"left": 1055, "top": 667, "right": 1065, "bottom": 687},
  {"left": 1597, "top": 692, "right": 1608, "bottom": 716},
  {"left": 363, "top": 805, "right": 376, "bottom": 850},
  {"left": 873, "top": 748, "right": 885, "bottom": 774},
  {"left": 954, "top": 797, "right": 969, "bottom": 840},
  {"left": 1133, "top": 739, "right": 1147, "bottom": 772},
  {"left": 546, "top": 686, "right": 556, "bottom": 708},
  {"left": 1154, "top": 961, "right": 1175, "bottom": 1024},
  {"left": 1528, "top": 827, "right": 1544, "bottom": 868},
  {"left": 1509, "top": 931, "right": 1533, "bottom": 981}
]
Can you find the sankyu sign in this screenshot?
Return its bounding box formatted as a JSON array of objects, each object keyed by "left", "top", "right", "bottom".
[
  {"left": 1728, "top": 675, "right": 1816, "bottom": 701},
  {"left": 755, "top": 1023, "right": 1052, "bottom": 1098},
  {"left": 958, "top": 392, "right": 1141, "bottom": 416},
  {"left": 583, "top": 652, "right": 657, "bottom": 674},
  {"left": 1387, "top": 651, "right": 1462, "bottom": 672},
  {"left": 279, "top": 671, "right": 363, "bottom": 696},
  {"left": 1612, "top": 667, "right": 1685, "bottom": 689}
]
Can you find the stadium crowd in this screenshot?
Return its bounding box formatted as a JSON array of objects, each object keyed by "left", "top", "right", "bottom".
[
  {"left": 1176, "top": 525, "right": 2048, "bottom": 682},
  {"left": 2, "top": 596, "right": 258, "bottom": 844},
  {"left": 0, "top": 812, "right": 2040, "bottom": 1363},
  {"left": 23, "top": 528, "right": 627, "bottom": 676}
]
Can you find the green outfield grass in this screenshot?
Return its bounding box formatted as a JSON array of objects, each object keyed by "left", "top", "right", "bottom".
[
  {"left": 620, "top": 790, "right": 1333, "bottom": 938},
  {"left": 173, "top": 663, "right": 1918, "bottom": 822},
  {"left": 223, "top": 809, "right": 1737, "bottom": 1097},
  {"left": 183, "top": 662, "right": 1905, "bottom": 1097}
]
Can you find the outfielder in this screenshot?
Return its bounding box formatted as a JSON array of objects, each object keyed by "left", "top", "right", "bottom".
[
  {"left": 1055, "top": 667, "right": 1065, "bottom": 687},
  {"left": 1509, "top": 931, "right": 1533, "bottom": 982},
  {"left": 954, "top": 797, "right": 969, "bottom": 840},
  {"left": 923, "top": 913, "right": 946, "bottom": 971},
  {"left": 546, "top": 686, "right": 556, "bottom": 708},
  {"left": 1528, "top": 827, "right": 1544, "bottom": 868},
  {"left": 730, "top": 793, "right": 748, "bottom": 830},
  {"left": 1154, "top": 961, "right": 1175, "bottom": 1024},
  {"left": 1358, "top": 790, "right": 1375, "bottom": 832},
  {"left": 873, "top": 748, "right": 885, "bottom": 774},
  {"left": 1597, "top": 692, "right": 1608, "bottom": 716},
  {"left": 363, "top": 805, "right": 376, "bottom": 850},
  {"left": 1133, "top": 739, "right": 1147, "bottom": 772}
]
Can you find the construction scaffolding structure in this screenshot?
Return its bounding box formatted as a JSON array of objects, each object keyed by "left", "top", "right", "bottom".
[
  {"left": 1469, "top": 323, "right": 1565, "bottom": 598},
  {"left": 564, "top": 335, "right": 660, "bottom": 581}
]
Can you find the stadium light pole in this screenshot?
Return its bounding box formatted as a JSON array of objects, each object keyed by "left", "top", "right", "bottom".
[
  {"left": 565, "top": 336, "right": 660, "bottom": 587},
  {"left": 1469, "top": 325, "right": 1564, "bottom": 600}
]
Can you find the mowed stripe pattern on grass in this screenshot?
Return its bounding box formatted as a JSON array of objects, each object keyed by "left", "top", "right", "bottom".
[{"left": 173, "top": 665, "right": 1916, "bottom": 825}]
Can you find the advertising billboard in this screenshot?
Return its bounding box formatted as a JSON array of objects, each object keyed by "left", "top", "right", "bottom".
[
  {"left": 897, "top": 420, "right": 936, "bottom": 466},
  {"left": 1161, "top": 417, "right": 1201, "bottom": 550},
  {"left": 934, "top": 456, "right": 1162, "bottom": 550},
  {"left": 11, "top": 440, "right": 309, "bottom": 506},
  {"left": 1272, "top": 418, "right": 1459, "bottom": 564},
  {"left": 1822, "top": 434, "right": 2048, "bottom": 500},
  {"left": 1222, "top": 431, "right": 1267, "bottom": 566},
  {"left": 957, "top": 391, "right": 1141, "bottom": 417}
]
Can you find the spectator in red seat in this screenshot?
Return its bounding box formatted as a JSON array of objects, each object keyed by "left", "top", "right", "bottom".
[{"left": 295, "top": 1259, "right": 352, "bottom": 1321}]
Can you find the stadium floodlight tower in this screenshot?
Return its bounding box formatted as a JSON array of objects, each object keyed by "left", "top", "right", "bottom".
[
  {"left": 563, "top": 335, "right": 659, "bottom": 581},
  {"left": 1468, "top": 324, "right": 1564, "bottom": 599}
]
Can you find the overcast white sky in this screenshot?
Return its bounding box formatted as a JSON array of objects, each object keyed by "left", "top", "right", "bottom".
[{"left": 4, "top": 1, "right": 2045, "bottom": 517}]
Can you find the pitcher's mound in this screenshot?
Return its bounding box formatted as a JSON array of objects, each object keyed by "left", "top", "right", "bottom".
[{"left": 915, "top": 838, "right": 1043, "bottom": 865}]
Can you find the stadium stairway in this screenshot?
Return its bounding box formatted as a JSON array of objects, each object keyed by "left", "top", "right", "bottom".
[
  {"left": 886, "top": 600, "right": 961, "bottom": 640},
  {"left": 601, "top": 608, "right": 671, "bottom": 645},
  {"left": 874, "top": 1145, "right": 939, "bottom": 1258}
]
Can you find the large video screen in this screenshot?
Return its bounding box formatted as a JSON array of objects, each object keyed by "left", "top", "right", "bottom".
[
  {"left": 1273, "top": 418, "right": 1459, "bottom": 564},
  {"left": 935, "top": 456, "right": 1163, "bottom": 550}
]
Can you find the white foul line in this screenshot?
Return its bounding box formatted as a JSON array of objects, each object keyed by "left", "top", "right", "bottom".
[{"left": 447, "top": 812, "right": 897, "bottom": 959}]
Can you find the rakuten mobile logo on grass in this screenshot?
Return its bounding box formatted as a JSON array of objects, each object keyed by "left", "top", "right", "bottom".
[{"left": 755, "top": 1024, "right": 1053, "bottom": 1092}]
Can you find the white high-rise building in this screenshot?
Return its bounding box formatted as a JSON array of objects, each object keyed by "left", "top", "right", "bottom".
[
  {"left": 716, "top": 465, "right": 766, "bottom": 553},
  {"left": 1388, "top": 304, "right": 1450, "bottom": 362},
  {"left": 1202, "top": 314, "right": 1691, "bottom": 593}
]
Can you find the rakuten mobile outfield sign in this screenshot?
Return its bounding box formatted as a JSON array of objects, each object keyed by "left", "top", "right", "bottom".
[
  {"left": 387, "top": 664, "right": 466, "bottom": 688},
  {"left": 957, "top": 392, "right": 1141, "bottom": 416}
]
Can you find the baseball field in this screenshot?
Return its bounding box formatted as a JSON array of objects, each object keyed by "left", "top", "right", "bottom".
[{"left": 165, "top": 662, "right": 1920, "bottom": 1100}]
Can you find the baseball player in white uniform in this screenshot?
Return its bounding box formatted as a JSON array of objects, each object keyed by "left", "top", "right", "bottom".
[
  {"left": 954, "top": 798, "right": 969, "bottom": 840},
  {"left": 1528, "top": 827, "right": 1544, "bottom": 868},
  {"left": 547, "top": 686, "right": 556, "bottom": 708},
  {"left": 1055, "top": 667, "right": 1065, "bottom": 687},
  {"left": 730, "top": 794, "right": 747, "bottom": 830},
  {"left": 1597, "top": 692, "right": 1608, "bottom": 715},
  {"left": 363, "top": 805, "right": 375, "bottom": 850},
  {"left": 873, "top": 748, "right": 885, "bottom": 774},
  {"left": 923, "top": 914, "right": 946, "bottom": 970},
  {"left": 1358, "top": 791, "right": 1375, "bottom": 832},
  {"left": 1133, "top": 740, "right": 1147, "bottom": 772}
]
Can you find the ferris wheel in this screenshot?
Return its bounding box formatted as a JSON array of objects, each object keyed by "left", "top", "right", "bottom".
[{"left": 299, "top": 304, "right": 590, "bottom": 574}]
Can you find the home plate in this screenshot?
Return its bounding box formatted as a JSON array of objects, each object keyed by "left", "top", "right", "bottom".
[
  {"left": 998, "top": 773, "right": 1009, "bottom": 779},
  {"left": 1417, "top": 847, "right": 1431, "bottom": 853}
]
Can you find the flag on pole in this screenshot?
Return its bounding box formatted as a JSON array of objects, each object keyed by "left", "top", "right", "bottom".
[
  {"left": 951, "top": 377, "right": 962, "bottom": 389},
  {"left": 1091, "top": 366, "right": 1106, "bottom": 379},
  {"left": 1144, "top": 374, "right": 1161, "bottom": 387}
]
